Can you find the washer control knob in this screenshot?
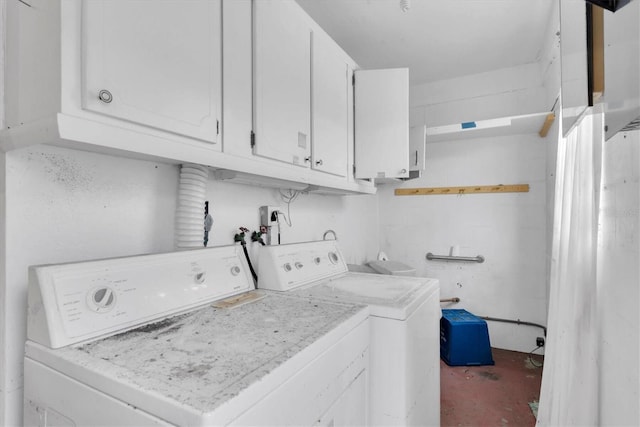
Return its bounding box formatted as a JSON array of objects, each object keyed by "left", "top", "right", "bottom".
[
  {"left": 230, "top": 265, "right": 241, "bottom": 276},
  {"left": 314, "top": 257, "right": 321, "bottom": 265},
  {"left": 328, "top": 252, "right": 340, "bottom": 265},
  {"left": 88, "top": 287, "right": 116, "bottom": 313},
  {"left": 283, "top": 263, "right": 292, "bottom": 272},
  {"left": 295, "top": 262, "right": 303, "bottom": 270}
]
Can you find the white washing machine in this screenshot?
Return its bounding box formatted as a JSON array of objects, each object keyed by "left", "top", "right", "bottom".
[
  {"left": 24, "top": 245, "right": 370, "bottom": 426},
  {"left": 257, "top": 240, "right": 441, "bottom": 426}
]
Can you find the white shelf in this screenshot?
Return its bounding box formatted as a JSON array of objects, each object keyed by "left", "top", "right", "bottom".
[
  {"left": 426, "top": 112, "right": 552, "bottom": 142},
  {"left": 0, "top": 114, "right": 377, "bottom": 195}
]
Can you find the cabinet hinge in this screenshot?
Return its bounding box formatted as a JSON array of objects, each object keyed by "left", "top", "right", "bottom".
[
  {"left": 250, "top": 131, "right": 256, "bottom": 148},
  {"left": 216, "top": 120, "right": 219, "bottom": 135}
]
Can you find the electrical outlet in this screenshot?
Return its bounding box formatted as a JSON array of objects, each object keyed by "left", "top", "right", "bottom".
[
  {"left": 536, "top": 337, "right": 545, "bottom": 347},
  {"left": 259, "top": 206, "right": 280, "bottom": 226}
]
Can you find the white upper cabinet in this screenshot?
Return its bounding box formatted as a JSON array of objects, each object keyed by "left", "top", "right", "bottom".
[
  {"left": 2, "top": 0, "right": 376, "bottom": 194},
  {"left": 3, "top": 0, "right": 224, "bottom": 159},
  {"left": 81, "top": 0, "right": 222, "bottom": 145},
  {"left": 409, "top": 125, "right": 426, "bottom": 172},
  {"left": 354, "top": 68, "right": 410, "bottom": 179},
  {"left": 253, "top": 0, "right": 312, "bottom": 167},
  {"left": 602, "top": 0, "right": 639, "bottom": 139},
  {"left": 221, "top": 0, "right": 253, "bottom": 157},
  {"left": 311, "top": 30, "right": 351, "bottom": 178},
  {"left": 559, "top": 0, "right": 589, "bottom": 137}
]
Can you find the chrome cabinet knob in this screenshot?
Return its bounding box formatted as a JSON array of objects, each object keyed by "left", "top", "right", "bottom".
[{"left": 98, "top": 89, "right": 113, "bottom": 104}]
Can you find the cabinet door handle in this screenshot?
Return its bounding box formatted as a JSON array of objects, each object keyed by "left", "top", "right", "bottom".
[
  {"left": 315, "top": 160, "right": 323, "bottom": 166},
  {"left": 98, "top": 89, "right": 113, "bottom": 104},
  {"left": 304, "top": 157, "right": 311, "bottom": 163},
  {"left": 415, "top": 150, "right": 419, "bottom": 166}
]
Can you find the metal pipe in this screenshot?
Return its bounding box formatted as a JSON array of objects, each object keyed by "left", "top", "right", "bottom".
[
  {"left": 480, "top": 316, "right": 547, "bottom": 336},
  {"left": 426, "top": 253, "right": 485, "bottom": 263},
  {"left": 440, "top": 297, "right": 461, "bottom": 303}
]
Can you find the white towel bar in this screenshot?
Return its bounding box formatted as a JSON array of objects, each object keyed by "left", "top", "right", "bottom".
[{"left": 426, "top": 253, "right": 485, "bottom": 263}]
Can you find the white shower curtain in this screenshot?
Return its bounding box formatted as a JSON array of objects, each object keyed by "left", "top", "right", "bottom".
[{"left": 537, "top": 111, "right": 603, "bottom": 426}]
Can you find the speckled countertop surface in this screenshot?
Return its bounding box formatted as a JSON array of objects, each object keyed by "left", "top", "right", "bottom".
[{"left": 31, "top": 292, "right": 367, "bottom": 416}]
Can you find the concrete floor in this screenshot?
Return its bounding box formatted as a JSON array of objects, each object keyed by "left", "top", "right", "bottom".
[{"left": 440, "top": 348, "right": 544, "bottom": 427}]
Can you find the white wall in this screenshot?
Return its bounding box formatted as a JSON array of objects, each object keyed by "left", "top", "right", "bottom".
[
  {"left": 0, "top": 154, "right": 7, "bottom": 425},
  {"left": 0, "top": 144, "right": 378, "bottom": 425},
  {"left": 204, "top": 180, "right": 378, "bottom": 265},
  {"left": 538, "top": 0, "right": 561, "bottom": 111},
  {"left": 1, "top": 145, "right": 178, "bottom": 426},
  {"left": 386, "top": 62, "right": 553, "bottom": 354},
  {"left": 377, "top": 132, "right": 548, "bottom": 353},
  {"left": 597, "top": 130, "right": 639, "bottom": 425},
  {"left": 410, "top": 62, "right": 548, "bottom": 128},
  {"left": 0, "top": 3, "right": 7, "bottom": 423},
  {"left": 539, "top": 0, "right": 561, "bottom": 331}
]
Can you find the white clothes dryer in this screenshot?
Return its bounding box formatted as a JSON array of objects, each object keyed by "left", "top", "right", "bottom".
[{"left": 258, "top": 240, "right": 441, "bottom": 426}]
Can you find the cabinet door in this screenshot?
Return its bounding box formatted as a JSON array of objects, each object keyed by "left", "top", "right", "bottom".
[
  {"left": 354, "top": 68, "right": 409, "bottom": 179},
  {"left": 81, "top": 0, "right": 222, "bottom": 145},
  {"left": 559, "top": 0, "right": 589, "bottom": 137},
  {"left": 602, "top": 0, "right": 640, "bottom": 139},
  {"left": 222, "top": 0, "right": 253, "bottom": 157},
  {"left": 311, "top": 30, "right": 350, "bottom": 177},
  {"left": 253, "top": 0, "right": 311, "bottom": 167},
  {"left": 409, "top": 125, "right": 426, "bottom": 172}
]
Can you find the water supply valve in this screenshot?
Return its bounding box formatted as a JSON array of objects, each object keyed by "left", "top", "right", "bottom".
[
  {"left": 259, "top": 206, "right": 280, "bottom": 245},
  {"left": 234, "top": 227, "right": 249, "bottom": 244},
  {"left": 251, "top": 229, "right": 266, "bottom": 246}
]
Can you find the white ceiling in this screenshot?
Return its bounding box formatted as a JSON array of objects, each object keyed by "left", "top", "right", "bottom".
[{"left": 296, "top": 0, "right": 556, "bottom": 85}]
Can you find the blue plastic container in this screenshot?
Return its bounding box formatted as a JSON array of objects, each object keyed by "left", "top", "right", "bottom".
[{"left": 440, "top": 309, "right": 494, "bottom": 366}]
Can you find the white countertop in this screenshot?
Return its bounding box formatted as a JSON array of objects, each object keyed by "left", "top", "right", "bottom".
[{"left": 25, "top": 292, "right": 368, "bottom": 424}]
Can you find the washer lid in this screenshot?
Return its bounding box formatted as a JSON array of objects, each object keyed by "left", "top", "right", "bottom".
[
  {"left": 292, "top": 273, "right": 439, "bottom": 320},
  {"left": 368, "top": 260, "right": 415, "bottom": 275}
]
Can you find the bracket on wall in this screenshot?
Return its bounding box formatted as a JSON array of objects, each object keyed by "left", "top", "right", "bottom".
[
  {"left": 394, "top": 184, "right": 529, "bottom": 196},
  {"left": 538, "top": 113, "right": 556, "bottom": 138}
]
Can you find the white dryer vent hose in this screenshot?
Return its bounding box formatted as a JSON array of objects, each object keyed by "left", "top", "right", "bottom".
[{"left": 175, "top": 164, "right": 208, "bottom": 250}]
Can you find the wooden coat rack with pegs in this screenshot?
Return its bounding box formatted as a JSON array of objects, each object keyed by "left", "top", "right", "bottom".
[{"left": 394, "top": 184, "right": 529, "bottom": 196}]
